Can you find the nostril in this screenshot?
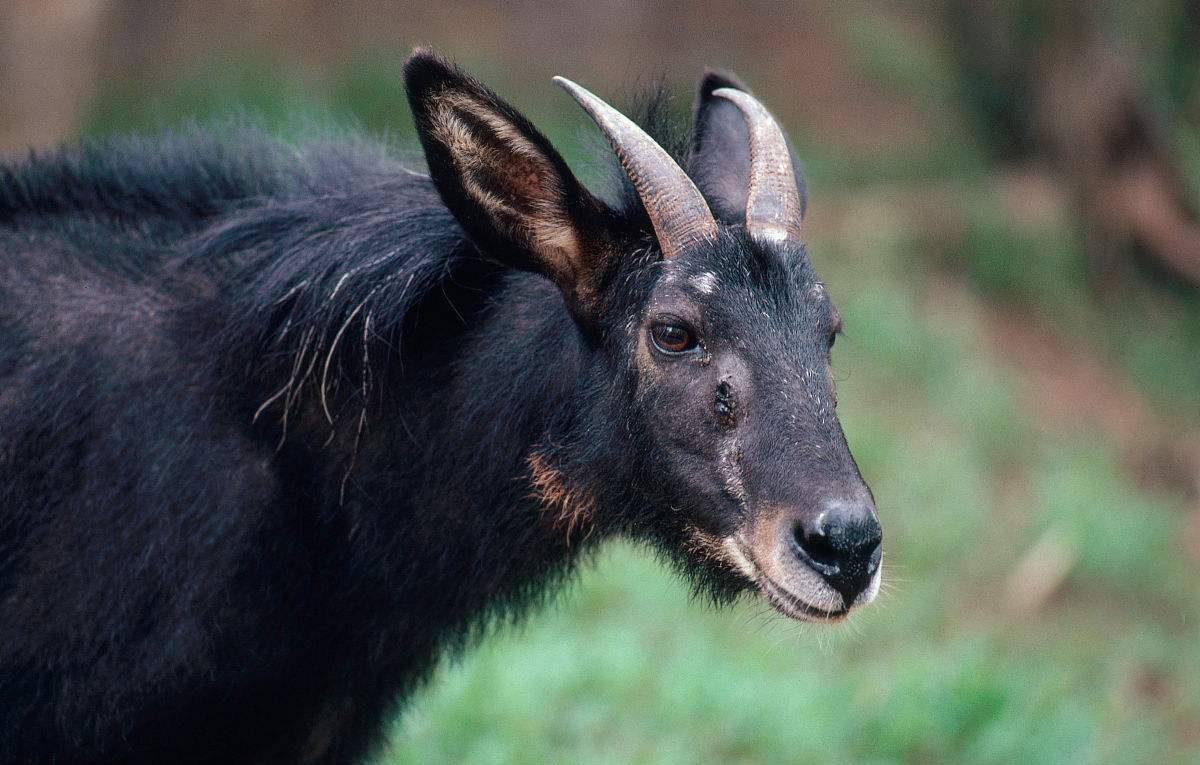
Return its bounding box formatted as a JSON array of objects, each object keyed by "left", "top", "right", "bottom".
[
  {"left": 790, "top": 499, "right": 882, "bottom": 602},
  {"left": 791, "top": 522, "right": 840, "bottom": 576}
]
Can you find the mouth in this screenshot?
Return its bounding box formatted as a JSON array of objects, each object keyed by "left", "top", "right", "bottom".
[
  {"left": 723, "top": 538, "right": 869, "bottom": 623},
  {"left": 755, "top": 571, "right": 849, "bottom": 622}
]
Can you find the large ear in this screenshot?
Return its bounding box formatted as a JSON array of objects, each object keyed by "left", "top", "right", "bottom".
[
  {"left": 688, "top": 70, "right": 807, "bottom": 225},
  {"left": 404, "top": 50, "right": 615, "bottom": 314}
]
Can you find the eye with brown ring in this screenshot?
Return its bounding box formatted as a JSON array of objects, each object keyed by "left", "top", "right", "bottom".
[{"left": 649, "top": 322, "right": 699, "bottom": 355}]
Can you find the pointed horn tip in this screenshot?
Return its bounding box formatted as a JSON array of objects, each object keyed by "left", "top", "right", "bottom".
[
  {"left": 552, "top": 76, "right": 612, "bottom": 120},
  {"left": 711, "top": 87, "right": 780, "bottom": 123},
  {"left": 552, "top": 75, "right": 588, "bottom": 100},
  {"left": 711, "top": 87, "right": 754, "bottom": 106}
]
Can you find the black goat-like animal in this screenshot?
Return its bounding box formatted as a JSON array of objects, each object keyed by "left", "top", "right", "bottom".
[{"left": 0, "top": 50, "right": 882, "bottom": 763}]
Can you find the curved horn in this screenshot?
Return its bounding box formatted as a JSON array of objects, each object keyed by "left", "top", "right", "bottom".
[
  {"left": 554, "top": 76, "right": 717, "bottom": 259},
  {"left": 711, "top": 88, "right": 803, "bottom": 243}
]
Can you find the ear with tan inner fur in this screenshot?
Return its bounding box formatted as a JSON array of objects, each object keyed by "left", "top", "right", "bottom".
[{"left": 405, "top": 50, "right": 616, "bottom": 315}]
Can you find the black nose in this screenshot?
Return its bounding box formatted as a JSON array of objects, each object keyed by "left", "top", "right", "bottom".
[{"left": 791, "top": 498, "right": 882, "bottom": 604}]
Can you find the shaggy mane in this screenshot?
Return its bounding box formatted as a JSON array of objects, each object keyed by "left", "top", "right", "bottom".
[{"left": 0, "top": 92, "right": 683, "bottom": 437}]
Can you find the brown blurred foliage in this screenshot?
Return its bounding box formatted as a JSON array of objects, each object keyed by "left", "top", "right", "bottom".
[
  {"left": 0, "top": 1, "right": 926, "bottom": 154},
  {"left": 3, "top": 1, "right": 1197, "bottom": 288}
]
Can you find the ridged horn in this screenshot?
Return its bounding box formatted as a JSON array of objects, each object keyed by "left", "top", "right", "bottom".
[
  {"left": 711, "top": 87, "right": 803, "bottom": 243},
  {"left": 554, "top": 76, "right": 717, "bottom": 259}
]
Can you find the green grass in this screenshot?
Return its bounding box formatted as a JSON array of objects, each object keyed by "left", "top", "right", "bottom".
[{"left": 77, "top": 46, "right": 1200, "bottom": 764}]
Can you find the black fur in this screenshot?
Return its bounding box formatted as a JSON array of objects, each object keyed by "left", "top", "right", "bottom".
[{"left": 0, "top": 50, "right": 876, "bottom": 763}]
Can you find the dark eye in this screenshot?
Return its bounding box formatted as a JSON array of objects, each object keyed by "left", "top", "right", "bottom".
[{"left": 650, "top": 323, "right": 698, "bottom": 355}]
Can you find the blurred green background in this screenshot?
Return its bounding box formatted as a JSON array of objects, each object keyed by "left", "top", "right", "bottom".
[{"left": 4, "top": 1, "right": 1198, "bottom": 762}]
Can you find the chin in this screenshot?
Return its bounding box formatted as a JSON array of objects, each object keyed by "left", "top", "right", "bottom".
[{"left": 721, "top": 536, "right": 882, "bottom": 624}]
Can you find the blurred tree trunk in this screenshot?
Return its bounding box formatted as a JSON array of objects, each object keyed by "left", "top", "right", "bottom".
[{"left": 949, "top": 0, "right": 1200, "bottom": 290}]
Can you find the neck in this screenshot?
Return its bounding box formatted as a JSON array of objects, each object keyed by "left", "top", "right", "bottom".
[
  {"left": 200, "top": 182, "right": 615, "bottom": 639},
  {"left": 339, "top": 271, "right": 603, "bottom": 633}
]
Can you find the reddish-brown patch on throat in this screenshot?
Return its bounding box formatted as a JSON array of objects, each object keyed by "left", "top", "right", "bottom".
[{"left": 527, "top": 451, "right": 595, "bottom": 545}]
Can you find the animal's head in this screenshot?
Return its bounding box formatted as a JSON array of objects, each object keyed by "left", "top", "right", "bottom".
[{"left": 405, "top": 51, "right": 881, "bottom": 623}]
